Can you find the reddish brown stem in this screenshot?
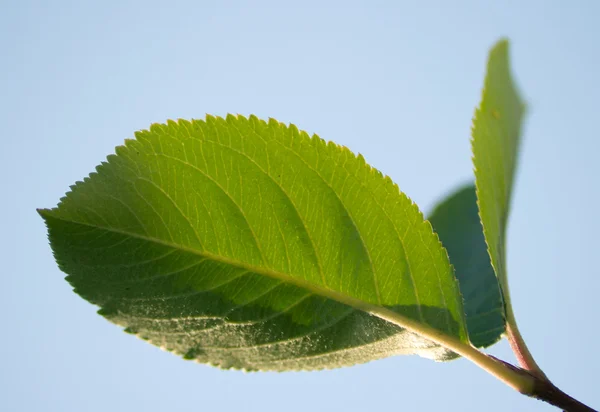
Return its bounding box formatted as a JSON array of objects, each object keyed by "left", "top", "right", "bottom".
[
  {"left": 505, "top": 322, "right": 546, "bottom": 379},
  {"left": 489, "top": 355, "right": 596, "bottom": 411}
]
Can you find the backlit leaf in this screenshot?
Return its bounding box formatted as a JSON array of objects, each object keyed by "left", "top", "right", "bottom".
[
  {"left": 471, "top": 39, "right": 526, "bottom": 302},
  {"left": 40, "top": 115, "right": 468, "bottom": 370}
]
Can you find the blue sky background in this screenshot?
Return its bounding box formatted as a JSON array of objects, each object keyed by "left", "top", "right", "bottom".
[{"left": 2, "top": 1, "right": 599, "bottom": 411}]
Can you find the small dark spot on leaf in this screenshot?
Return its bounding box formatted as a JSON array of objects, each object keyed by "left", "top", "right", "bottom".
[{"left": 183, "top": 347, "right": 204, "bottom": 360}]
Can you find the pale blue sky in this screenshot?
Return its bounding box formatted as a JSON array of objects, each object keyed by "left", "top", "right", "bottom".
[{"left": 1, "top": 1, "right": 599, "bottom": 411}]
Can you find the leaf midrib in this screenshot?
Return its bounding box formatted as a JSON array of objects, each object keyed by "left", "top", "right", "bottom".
[{"left": 39, "top": 209, "right": 469, "bottom": 352}]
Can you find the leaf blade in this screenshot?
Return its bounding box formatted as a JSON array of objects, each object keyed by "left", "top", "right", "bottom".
[
  {"left": 471, "top": 39, "right": 525, "bottom": 295},
  {"left": 429, "top": 184, "right": 505, "bottom": 348},
  {"left": 40, "top": 115, "right": 468, "bottom": 370}
]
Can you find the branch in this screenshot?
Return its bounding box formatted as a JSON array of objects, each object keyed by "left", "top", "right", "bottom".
[
  {"left": 489, "top": 355, "right": 596, "bottom": 411},
  {"left": 531, "top": 377, "right": 596, "bottom": 411}
]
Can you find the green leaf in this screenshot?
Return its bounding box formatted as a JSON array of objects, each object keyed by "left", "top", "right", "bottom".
[
  {"left": 40, "top": 115, "right": 469, "bottom": 370},
  {"left": 471, "top": 39, "right": 525, "bottom": 304},
  {"left": 429, "top": 185, "right": 505, "bottom": 348}
]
